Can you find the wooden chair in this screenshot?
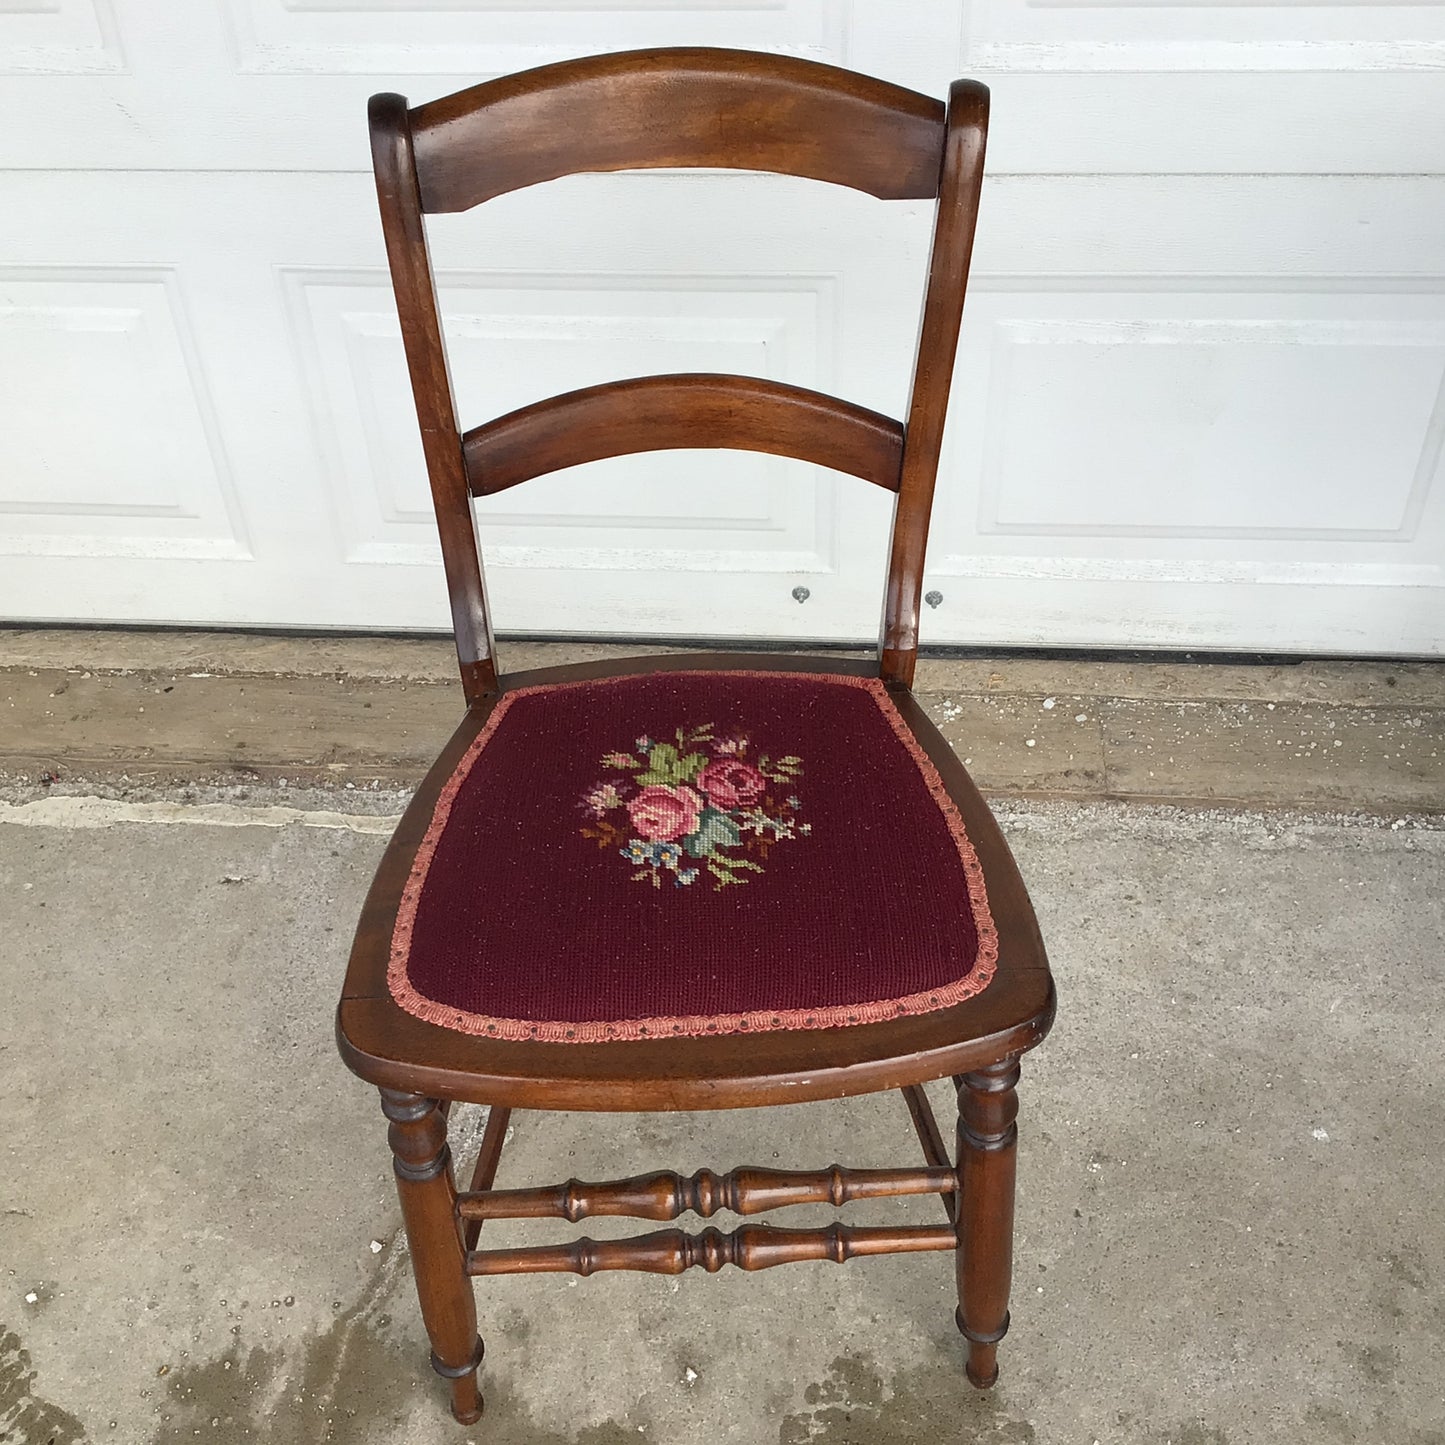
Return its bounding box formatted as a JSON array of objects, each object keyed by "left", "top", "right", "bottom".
[{"left": 337, "top": 48, "right": 1055, "bottom": 1426}]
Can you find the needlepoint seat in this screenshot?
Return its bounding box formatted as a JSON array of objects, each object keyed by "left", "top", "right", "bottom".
[
  {"left": 389, "top": 667, "right": 997, "bottom": 1044},
  {"left": 339, "top": 654, "right": 1051, "bottom": 1113}
]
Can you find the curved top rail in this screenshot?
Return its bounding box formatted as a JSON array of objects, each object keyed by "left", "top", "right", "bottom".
[
  {"left": 407, "top": 48, "right": 946, "bottom": 212},
  {"left": 462, "top": 374, "right": 904, "bottom": 495}
]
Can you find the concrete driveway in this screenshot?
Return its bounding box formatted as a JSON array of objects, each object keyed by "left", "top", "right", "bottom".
[{"left": 2, "top": 793, "right": 1441, "bottom": 1444}]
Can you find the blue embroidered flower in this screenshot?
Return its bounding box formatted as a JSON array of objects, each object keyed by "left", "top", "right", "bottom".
[
  {"left": 656, "top": 842, "right": 683, "bottom": 870},
  {"left": 675, "top": 867, "right": 700, "bottom": 887},
  {"left": 622, "top": 838, "right": 657, "bottom": 866},
  {"left": 786, "top": 795, "right": 801, "bottom": 810}
]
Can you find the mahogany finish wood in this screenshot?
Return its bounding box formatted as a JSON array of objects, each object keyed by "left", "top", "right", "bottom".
[
  {"left": 902, "top": 1083, "right": 958, "bottom": 1223},
  {"left": 457, "top": 1163, "right": 956, "bottom": 1224},
  {"left": 467, "top": 1222, "right": 959, "bottom": 1278},
  {"left": 461, "top": 1104, "right": 512, "bottom": 1252},
  {"left": 381, "top": 1091, "right": 484, "bottom": 1424},
  {"left": 409, "top": 48, "right": 946, "bottom": 212},
  {"left": 881, "top": 79, "right": 989, "bottom": 687},
  {"left": 369, "top": 93, "right": 497, "bottom": 705},
  {"left": 463, "top": 375, "right": 904, "bottom": 496},
  {"left": 343, "top": 50, "right": 1054, "bottom": 1426},
  {"left": 955, "top": 1060, "right": 1021, "bottom": 1388}
]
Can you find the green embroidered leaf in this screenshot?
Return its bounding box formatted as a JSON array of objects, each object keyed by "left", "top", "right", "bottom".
[
  {"left": 761, "top": 758, "right": 802, "bottom": 781},
  {"left": 686, "top": 808, "right": 741, "bottom": 855},
  {"left": 636, "top": 744, "right": 708, "bottom": 786},
  {"left": 647, "top": 741, "right": 679, "bottom": 769},
  {"left": 644, "top": 751, "right": 710, "bottom": 786},
  {"left": 636, "top": 742, "right": 680, "bottom": 785}
]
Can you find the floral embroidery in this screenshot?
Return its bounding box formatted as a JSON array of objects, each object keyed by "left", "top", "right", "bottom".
[{"left": 579, "top": 724, "right": 807, "bottom": 889}]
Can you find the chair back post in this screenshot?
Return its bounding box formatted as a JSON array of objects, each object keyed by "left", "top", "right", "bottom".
[
  {"left": 369, "top": 92, "right": 500, "bottom": 705},
  {"left": 880, "top": 80, "right": 990, "bottom": 688}
]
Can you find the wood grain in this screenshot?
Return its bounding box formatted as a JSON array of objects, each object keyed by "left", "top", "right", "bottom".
[
  {"left": 381, "top": 1090, "right": 484, "bottom": 1423},
  {"left": 457, "top": 1163, "right": 956, "bottom": 1223},
  {"left": 955, "top": 1060, "right": 1021, "bottom": 1388},
  {"left": 881, "top": 79, "right": 990, "bottom": 686},
  {"left": 468, "top": 1222, "right": 958, "bottom": 1277},
  {"left": 461, "top": 1104, "right": 512, "bottom": 1251},
  {"left": 409, "top": 48, "right": 945, "bottom": 212},
  {"left": 369, "top": 93, "right": 497, "bottom": 705},
  {"left": 463, "top": 375, "right": 904, "bottom": 495},
  {"left": 902, "top": 1083, "right": 958, "bottom": 1223},
  {"left": 369, "top": 59, "right": 988, "bottom": 696}
]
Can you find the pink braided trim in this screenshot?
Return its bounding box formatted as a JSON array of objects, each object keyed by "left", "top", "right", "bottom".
[{"left": 388, "top": 671, "right": 999, "bottom": 1043}]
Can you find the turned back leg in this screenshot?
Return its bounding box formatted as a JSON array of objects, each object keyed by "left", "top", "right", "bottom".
[{"left": 381, "top": 1090, "right": 485, "bottom": 1424}]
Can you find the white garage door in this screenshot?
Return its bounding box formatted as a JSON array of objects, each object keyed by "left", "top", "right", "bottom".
[{"left": 3, "top": 4, "right": 1443, "bottom": 655}]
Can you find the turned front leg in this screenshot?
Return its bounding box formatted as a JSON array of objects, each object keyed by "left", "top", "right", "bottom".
[
  {"left": 954, "top": 1060, "right": 1020, "bottom": 1388},
  {"left": 381, "top": 1090, "right": 484, "bottom": 1424}
]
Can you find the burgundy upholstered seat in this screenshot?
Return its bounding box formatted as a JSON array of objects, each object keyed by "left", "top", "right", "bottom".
[{"left": 390, "top": 670, "right": 998, "bottom": 1043}]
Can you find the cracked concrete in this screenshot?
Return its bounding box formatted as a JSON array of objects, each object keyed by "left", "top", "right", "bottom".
[
  {"left": 1, "top": 798, "right": 1442, "bottom": 1443},
  {"left": 2, "top": 631, "right": 1443, "bottom": 812}
]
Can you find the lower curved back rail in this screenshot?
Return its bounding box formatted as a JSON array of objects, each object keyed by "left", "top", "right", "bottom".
[{"left": 462, "top": 374, "right": 904, "bottom": 495}]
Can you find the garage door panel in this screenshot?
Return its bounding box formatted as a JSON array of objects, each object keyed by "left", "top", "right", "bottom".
[
  {"left": 961, "top": 0, "right": 1445, "bottom": 72},
  {"left": 221, "top": 0, "right": 850, "bottom": 75},
  {"left": 921, "top": 279, "right": 1445, "bottom": 651},
  {"left": 3, "top": 2, "right": 1443, "bottom": 175},
  {"left": 0, "top": 0, "right": 122, "bottom": 75},
  {"left": 285, "top": 266, "right": 841, "bottom": 572},
  {"left": 0, "top": 266, "right": 250, "bottom": 561},
  {"left": 2, "top": 4, "right": 1442, "bottom": 652},
  {"left": 962, "top": 294, "right": 1445, "bottom": 542},
  {"left": 939, "top": 287, "right": 1445, "bottom": 546},
  {"left": 976, "top": 71, "right": 1445, "bottom": 177},
  {"left": 0, "top": 170, "right": 901, "bottom": 632},
  {"left": 972, "top": 178, "right": 1445, "bottom": 288}
]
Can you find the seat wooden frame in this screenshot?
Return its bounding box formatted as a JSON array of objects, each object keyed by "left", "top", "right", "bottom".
[{"left": 338, "top": 48, "right": 1055, "bottom": 1427}]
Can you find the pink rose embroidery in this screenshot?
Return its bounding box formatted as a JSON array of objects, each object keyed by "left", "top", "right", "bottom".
[
  {"left": 578, "top": 724, "right": 805, "bottom": 890},
  {"left": 627, "top": 784, "right": 703, "bottom": 843},
  {"left": 697, "top": 757, "right": 766, "bottom": 810}
]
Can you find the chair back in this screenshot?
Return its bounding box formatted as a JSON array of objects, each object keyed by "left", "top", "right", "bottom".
[{"left": 369, "top": 48, "right": 989, "bottom": 702}]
